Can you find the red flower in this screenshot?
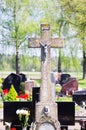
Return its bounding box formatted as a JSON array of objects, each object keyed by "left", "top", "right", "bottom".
[
  {"left": 3, "top": 89, "right": 9, "bottom": 95},
  {"left": 17, "top": 93, "right": 29, "bottom": 99},
  {"left": 23, "top": 93, "right": 29, "bottom": 99},
  {"left": 10, "top": 127, "right": 16, "bottom": 130}
]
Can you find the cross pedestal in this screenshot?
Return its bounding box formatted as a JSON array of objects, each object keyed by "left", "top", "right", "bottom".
[{"left": 28, "top": 24, "right": 63, "bottom": 130}]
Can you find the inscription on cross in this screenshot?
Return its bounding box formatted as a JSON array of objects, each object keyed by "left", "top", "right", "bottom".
[{"left": 28, "top": 24, "right": 63, "bottom": 102}]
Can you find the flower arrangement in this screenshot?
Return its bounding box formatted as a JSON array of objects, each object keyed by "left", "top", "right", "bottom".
[
  {"left": 3, "top": 89, "right": 9, "bottom": 95},
  {"left": 2, "top": 85, "right": 19, "bottom": 101},
  {"left": 17, "top": 93, "right": 29, "bottom": 100},
  {"left": 2, "top": 86, "right": 32, "bottom": 101},
  {"left": 16, "top": 108, "right": 30, "bottom": 128},
  {"left": 17, "top": 91, "right": 32, "bottom": 101}
]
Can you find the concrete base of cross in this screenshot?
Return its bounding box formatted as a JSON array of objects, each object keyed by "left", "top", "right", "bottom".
[{"left": 30, "top": 102, "right": 60, "bottom": 130}]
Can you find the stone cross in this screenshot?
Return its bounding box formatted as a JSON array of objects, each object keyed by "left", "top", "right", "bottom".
[
  {"left": 28, "top": 24, "right": 63, "bottom": 102},
  {"left": 28, "top": 24, "right": 63, "bottom": 130}
]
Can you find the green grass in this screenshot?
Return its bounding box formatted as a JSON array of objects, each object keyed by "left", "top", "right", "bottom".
[
  {"left": 56, "top": 96, "right": 72, "bottom": 102},
  {"left": 78, "top": 79, "right": 86, "bottom": 89}
]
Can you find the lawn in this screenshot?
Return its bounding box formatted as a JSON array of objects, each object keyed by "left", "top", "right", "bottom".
[
  {"left": 55, "top": 78, "right": 86, "bottom": 102},
  {"left": 78, "top": 79, "right": 86, "bottom": 89},
  {"left": 56, "top": 96, "right": 72, "bottom": 102}
]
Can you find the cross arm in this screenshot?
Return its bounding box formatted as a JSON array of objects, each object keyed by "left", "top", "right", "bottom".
[
  {"left": 50, "top": 38, "right": 64, "bottom": 48},
  {"left": 28, "top": 38, "right": 64, "bottom": 48},
  {"left": 28, "top": 38, "right": 41, "bottom": 48}
]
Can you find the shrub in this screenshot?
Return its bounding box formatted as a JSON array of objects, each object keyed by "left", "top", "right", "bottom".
[
  {"left": 56, "top": 84, "right": 62, "bottom": 93},
  {"left": 4, "top": 85, "right": 19, "bottom": 101},
  {"left": 19, "top": 82, "right": 25, "bottom": 94}
]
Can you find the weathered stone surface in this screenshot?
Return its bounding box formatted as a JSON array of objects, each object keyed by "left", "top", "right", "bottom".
[
  {"left": 29, "top": 24, "right": 63, "bottom": 130},
  {"left": 25, "top": 80, "right": 35, "bottom": 94},
  {"left": 36, "top": 102, "right": 58, "bottom": 122}
]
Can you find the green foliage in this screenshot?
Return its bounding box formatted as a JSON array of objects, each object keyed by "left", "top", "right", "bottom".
[
  {"left": 58, "top": 0, "right": 86, "bottom": 39},
  {"left": 56, "top": 85, "right": 62, "bottom": 93},
  {"left": 58, "top": 0, "right": 86, "bottom": 78},
  {"left": 0, "top": 87, "right": 2, "bottom": 94},
  {"left": 0, "top": 0, "right": 85, "bottom": 75},
  {"left": 21, "top": 55, "right": 41, "bottom": 71},
  {"left": 61, "top": 56, "right": 82, "bottom": 72},
  {"left": 19, "top": 82, "right": 25, "bottom": 94},
  {"left": 4, "top": 85, "right": 18, "bottom": 101},
  {"left": 78, "top": 79, "right": 86, "bottom": 89},
  {"left": 56, "top": 96, "right": 72, "bottom": 102},
  {"left": 35, "top": 80, "right": 41, "bottom": 87},
  {"left": 0, "top": 78, "right": 3, "bottom": 93},
  {"left": 0, "top": 78, "right": 3, "bottom": 84}
]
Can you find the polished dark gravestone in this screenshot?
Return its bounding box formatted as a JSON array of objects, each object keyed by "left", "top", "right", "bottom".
[
  {"left": 73, "top": 90, "right": 86, "bottom": 130},
  {"left": 2, "top": 73, "right": 27, "bottom": 93},
  {"left": 58, "top": 102, "right": 75, "bottom": 126},
  {"left": 72, "top": 89, "right": 86, "bottom": 106},
  {"left": 32, "top": 87, "right": 75, "bottom": 127},
  {"left": 4, "top": 87, "right": 75, "bottom": 130},
  {"left": 4, "top": 102, "right": 33, "bottom": 130}
]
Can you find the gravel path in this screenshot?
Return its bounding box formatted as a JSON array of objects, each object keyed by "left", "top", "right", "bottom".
[{"left": 75, "top": 105, "right": 86, "bottom": 117}]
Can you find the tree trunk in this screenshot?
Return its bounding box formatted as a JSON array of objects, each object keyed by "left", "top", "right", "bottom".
[
  {"left": 58, "top": 49, "right": 62, "bottom": 72},
  {"left": 82, "top": 50, "right": 86, "bottom": 79},
  {"left": 14, "top": 1, "right": 20, "bottom": 74},
  {"left": 16, "top": 50, "right": 20, "bottom": 74}
]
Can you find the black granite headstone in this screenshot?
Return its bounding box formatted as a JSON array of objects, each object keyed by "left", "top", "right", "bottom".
[
  {"left": 32, "top": 87, "right": 75, "bottom": 126},
  {"left": 32, "top": 87, "right": 40, "bottom": 121},
  {"left": 73, "top": 90, "right": 86, "bottom": 106},
  {"left": 4, "top": 87, "right": 75, "bottom": 130},
  {"left": 4, "top": 101, "right": 33, "bottom": 130},
  {"left": 2, "top": 73, "right": 27, "bottom": 93},
  {"left": 57, "top": 102, "right": 75, "bottom": 125}
]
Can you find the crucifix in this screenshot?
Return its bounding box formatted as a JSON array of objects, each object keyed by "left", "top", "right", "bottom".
[{"left": 28, "top": 24, "right": 63, "bottom": 130}]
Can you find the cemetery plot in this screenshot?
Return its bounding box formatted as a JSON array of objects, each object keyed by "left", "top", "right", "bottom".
[
  {"left": 3, "top": 87, "right": 75, "bottom": 130},
  {"left": 73, "top": 89, "right": 86, "bottom": 106},
  {"left": 57, "top": 102, "right": 75, "bottom": 126},
  {"left": 3, "top": 24, "right": 78, "bottom": 130},
  {"left": 2, "top": 73, "right": 27, "bottom": 94},
  {"left": 54, "top": 73, "right": 78, "bottom": 95},
  {"left": 4, "top": 102, "right": 33, "bottom": 130},
  {"left": 32, "top": 87, "right": 75, "bottom": 127}
]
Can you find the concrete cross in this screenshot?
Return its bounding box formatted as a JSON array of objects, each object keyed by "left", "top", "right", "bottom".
[{"left": 28, "top": 24, "right": 63, "bottom": 102}]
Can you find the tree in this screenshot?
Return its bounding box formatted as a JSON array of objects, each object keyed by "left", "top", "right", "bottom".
[
  {"left": 58, "top": 0, "right": 86, "bottom": 78},
  {"left": 0, "top": 0, "right": 83, "bottom": 74},
  {"left": 5, "top": 0, "right": 28, "bottom": 73},
  {"left": 4, "top": 0, "right": 40, "bottom": 73}
]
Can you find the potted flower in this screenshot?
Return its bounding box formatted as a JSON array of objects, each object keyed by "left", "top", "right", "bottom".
[{"left": 16, "top": 108, "right": 30, "bottom": 130}]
